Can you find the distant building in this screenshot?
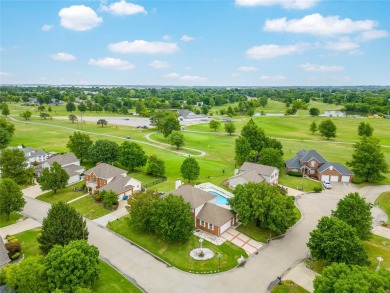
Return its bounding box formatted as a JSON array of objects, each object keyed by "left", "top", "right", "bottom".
[
  {"left": 6, "top": 146, "right": 49, "bottom": 167},
  {"left": 177, "top": 109, "right": 208, "bottom": 121}
]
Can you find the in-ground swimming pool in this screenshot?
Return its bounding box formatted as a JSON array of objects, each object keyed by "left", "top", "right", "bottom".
[{"left": 208, "top": 190, "right": 230, "bottom": 206}]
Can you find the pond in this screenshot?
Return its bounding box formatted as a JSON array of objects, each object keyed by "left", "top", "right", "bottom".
[{"left": 319, "top": 110, "right": 365, "bottom": 118}]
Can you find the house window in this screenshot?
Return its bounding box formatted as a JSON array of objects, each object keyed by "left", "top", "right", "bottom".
[
  {"left": 209, "top": 223, "right": 214, "bottom": 230},
  {"left": 311, "top": 161, "right": 315, "bottom": 167},
  {"left": 92, "top": 177, "right": 96, "bottom": 183},
  {"left": 200, "top": 220, "right": 205, "bottom": 227},
  {"left": 310, "top": 170, "right": 315, "bottom": 175}
]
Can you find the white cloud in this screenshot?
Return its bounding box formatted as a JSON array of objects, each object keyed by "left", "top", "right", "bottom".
[
  {"left": 108, "top": 40, "right": 179, "bottom": 54},
  {"left": 260, "top": 75, "right": 286, "bottom": 81},
  {"left": 164, "top": 72, "right": 180, "bottom": 78},
  {"left": 0, "top": 72, "right": 12, "bottom": 77},
  {"left": 300, "top": 63, "right": 344, "bottom": 72},
  {"left": 162, "top": 35, "right": 171, "bottom": 41},
  {"left": 149, "top": 60, "right": 170, "bottom": 69},
  {"left": 180, "top": 75, "right": 206, "bottom": 81},
  {"left": 88, "top": 57, "right": 135, "bottom": 70},
  {"left": 246, "top": 43, "right": 308, "bottom": 59},
  {"left": 100, "top": 0, "right": 146, "bottom": 15},
  {"left": 59, "top": 5, "right": 102, "bottom": 31},
  {"left": 41, "top": 24, "right": 53, "bottom": 31},
  {"left": 181, "top": 35, "right": 194, "bottom": 42},
  {"left": 322, "top": 39, "right": 359, "bottom": 51},
  {"left": 50, "top": 52, "right": 76, "bottom": 61},
  {"left": 356, "top": 30, "right": 389, "bottom": 42},
  {"left": 235, "top": 0, "right": 318, "bottom": 9},
  {"left": 264, "top": 14, "right": 376, "bottom": 36},
  {"left": 238, "top": 66, "right": 258, "bottom": 72}
]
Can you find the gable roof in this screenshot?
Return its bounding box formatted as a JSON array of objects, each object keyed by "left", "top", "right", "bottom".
[
  {"left": 229, "top": 169, "right": 265, "bottom": 183},
  {"left": 196, "top": 202, "right": 235, "bottom": 227},
  {"left": 170, "top": 185, "right": 215, "bottom": 209},
  {"left": 84, "top": 163, "right": 127, "bottom": 179},
  {"left": 46, "top": 153, "right": 78, "bottom": 166},
  {"left": 98, "top": 175, "right": 134, "bottom": 194},
  {"left": 285, "top": 156, "right": 303, "bottom": 169},
  {"left": 285, "top": 149, "right": 327, "bottom": 167},
  {"left": 240, "top": 162, "right": 278, "bottom": 176},
  {"left": 318, "top": 162, "right": 353, "bottom": 175},
  {"left": 63, "top": 164, "right": 84, "bottom": 177}
]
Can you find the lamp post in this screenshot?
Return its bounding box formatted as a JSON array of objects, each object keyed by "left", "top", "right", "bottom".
[
  {"left": 82, "top": 210, "right": 94, "bottom": 239},
  {"left": 376, "top": 256, "right": 383, "bottom": 271},
  {"left": 199, "top": 238, "right": 203, "bottom": 253},
  {"left": 217, "top": 253, "right": 222, "bottom": 270}
]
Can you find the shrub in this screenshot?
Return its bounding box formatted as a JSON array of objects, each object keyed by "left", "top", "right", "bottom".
[
  {"left": 92, "top": 193, "right": 102, "bottom": 202},
  {"left": 5, "top": 242, "right": 21, "bottom": 253},
  {"left": 314, "top": 187, "right": 323, "bottom": 193},
  {"left": 351, "top": 176, "right": 365, "bottom": 184},
  {"left": 9, "top": 252, "right": 21, "bottom": 260},
  {"left": 287, "top": 171, "right": 303, "bottom": 177}
]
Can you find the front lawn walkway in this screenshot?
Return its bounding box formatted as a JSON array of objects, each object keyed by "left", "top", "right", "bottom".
[
  {"left": 37, "top": 181, "right": 86, "bottom": 204},
  {"left": 108, "top": 216, "right": 247, "bottom": 273}
]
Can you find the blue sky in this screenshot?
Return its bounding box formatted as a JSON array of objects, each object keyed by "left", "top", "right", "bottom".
[{"left": 1, "top": 0, "right": 389, "bottom": 86}]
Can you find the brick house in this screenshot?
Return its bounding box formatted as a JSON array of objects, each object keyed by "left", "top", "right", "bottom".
[
  {"left": 170, "top": 185, "right": 236, "bottom": 236},
  {"left": 84, "top": 163, "right": 141, "bottom": 198},
  {"left": 228, "top": 162, "right": 279, "bottom": 189},
  {"left": 285, "top": 149, "right": 353, "bottom": 182}
]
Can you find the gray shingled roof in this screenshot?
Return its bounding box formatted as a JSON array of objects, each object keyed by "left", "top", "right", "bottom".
[
  {"left": 84, "top": 163, "right": 127, "bottom": 179},
  {"left": 98, "top": 175, "right": 133, "bottom": 194},
  {"left": 318, "top": 162, "right": 353, "bottom": 175},
  {"left": 229, "top": 169, "right": 265, "bottom": 183},
  {"left": 196, "top": 203, "right": 235, "bottom": 227},
  {"left": 63, "top": 164, "right": 84, "bottom": 177},
  {"left": 285, "top": 156, "right": 302, "bottom": 169},
  {"left": 46, "top": 153, "right": 78, "bottom": 166},
  {"left": 0, "top": 238, "right": 10, "bottom": 267},
  {"left": 299, "top": 150, "right": 327, "bottom": 164},
  {"left": 240, "top": 162, "right": 278, "bottom": 176},
  {"left": 170, "top": 185, "right": 215, "bottom": 209},
  {"left": 285, "top": 149, "right": 327, "bottom": 167}
]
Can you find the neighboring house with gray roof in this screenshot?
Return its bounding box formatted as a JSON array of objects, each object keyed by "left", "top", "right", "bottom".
[
  {"left": 170, "top": 185, "right": 236, "bottom": 236},
  {"left": 285, "top": 149, "right": 353, "bottom": 182},
  {"left": 177, "top": 109, "right": 208, "bottom": 121},
  {"left": 41, "top": 153, "right": 84, "bottom": 184},
  {"left": 228, "top": 162, "right": 279, "bottom": 189},
  {"left": 6, "top": 146, "right": 49, "bottom": 167},
  {"left": 84, "top": 163, "right": 141, "bottom": 198}
]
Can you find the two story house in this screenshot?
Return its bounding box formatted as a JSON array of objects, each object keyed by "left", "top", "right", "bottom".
[{"left": 41, "top": 153, "right": 84, "bottom": 184}]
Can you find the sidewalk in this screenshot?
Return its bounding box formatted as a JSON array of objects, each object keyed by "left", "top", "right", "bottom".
[
  {"left": 0, "top": 218, "right": 41, "bottom": 238},
  {"left": 372, "top": 226, "right": 390, "bottom": 240},
  {"left": 279, "top": 185, "right": 304, "bottom": 197},
  {"left": 93, "top": 200, "right": 129, "bottom": 226},
  {"left": 283, "top": 262, "right": 319, "bottom": 293},
  {"left": 22, "top": 184, "right": 44, "bottom": 199}
]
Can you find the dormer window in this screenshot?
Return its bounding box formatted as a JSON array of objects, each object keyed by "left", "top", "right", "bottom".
[{"left": 311, "top": 161, "right": 315, "bottom": 167}]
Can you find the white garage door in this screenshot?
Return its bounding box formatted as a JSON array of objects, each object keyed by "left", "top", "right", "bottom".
[
  {"left": 321, "top": 175, "right": 330, "bottom": 181},
  {"left": 220, "top": 220, "right": 232, "bottom": 235},
  {"left": 341, "top": 176, "right": 350, "bottom": 182},
  {"left": 330, "top": 175, "right": 339, "bottom": 182}
]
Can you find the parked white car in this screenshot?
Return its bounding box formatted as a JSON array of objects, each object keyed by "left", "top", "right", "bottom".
[{"left": 322, "top": 180, "right": 332, "bottom": 189}]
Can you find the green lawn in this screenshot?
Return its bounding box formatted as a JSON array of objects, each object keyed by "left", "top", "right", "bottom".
[
  {"left": 0, "top": 212, "right": 23, "bottom": 228},
  {"left": 375, "top": 192, "right": 390, "bottom": 224},
  {"left": 271, "top": 280, "right": 309, "bottom": 293},
  {"left": 279, "top": 175, "right": 322, "bottom": 192},
  {"left": 69, "top": 196, "right": 112, "bottom": 219},
  {"left": 364, "top": 234, "right": 390, "bottom": 270},
  {"left": 37, "top": 181, "right": 86, "bottom": 204},
  {"left": 14, "top": 228, "right": 141, "bottom": 292},
  {"left": 108, "top": 216, "right": 247, "bottom": 273}
]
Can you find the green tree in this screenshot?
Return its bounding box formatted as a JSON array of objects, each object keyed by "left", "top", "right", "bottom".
[
  {"left": 247, "top": 107, "right": 255, "bottom": 117},
  {"left": 169, "top": 130, "right": 185, "bottom": 149},
  {"left": 151, "top": 194, "right": 194, "bottom": 242},
  {"left": 227, "top": 106, "right": 235, "bottom": 117},
  {"left": 319, "top": 119, "right": 337, "bottom": 140},
  {"left": 241, "top": 118, "right": 267, "bottom": 152},
  {"left": 97, "top": 119, "right": 108, "bottom": 127},
  {"left": 119, "top": 106, "right": 128, "bottom": 114},
  {"left": 259, "top": 148, "right": 284, "bottom": 170},
  {"left": 40, "top": 162, "right": 69, "bottom": 194},
  {"left": 88, "top": 139, "right": 118, "bottom": 165},
  {"left": 209, "top": 120, "right": 221, "bottom": 132},
  {"left": 358, "top": 122, "right": 374, "bottom": 137},
  {"left": 38, "top": 202, "right": 88, "bottom": 254},
  {"left": 20, "top": 110, "right": 32, "bottom": 120},
  {"left": 0, "top": 128, "right": 11, "bottom": 149},
  {"left": 0, "top": 148, "right": 34, "bottom": 184},
  {"left": 118, "top": 141, "right": 147, "bottom": 170},
  {"left": 347, "top": 136, "right": 389, "bottom": 182},
  {"left": 5, "top": 256, "right": 49, "bottom": 293},
  {"left": 310, "top": 121, "right": 318, "bottom": 134},
  {"left": 259, "top": 97, "right": 268, "bottom": 108},
  {"left": 309, "top": 107, "right": 320, "bottom": 116},
  {"left": 40, "top": 113, "right": 50, "bottom": 119},
  {"left": 161, "top": 115, "right": 180, "bottom": 137},
  {"left": 45, "top": 240, "right": 100, "bottom": 292},
  {"left": 37, "top": 105, "right": 45, "bottom": 112},
  {"left": 224, "top": 121, "right": 236, "bottom": 136},
  {"left": 101, "top": 190, "right": 118, "bottom": 209},
  {"left": 0, "top": 178, "right": 26, "bottom": 221},
  {"left": 307, "top": 216, "right": 369, "bottom": 266},
  {"left": 127, "top": 190, "right": 159, "bottom": 232},
  {"left": 146, "top": 155, "right": 165, "bottom": 177},
  {"left": 234, "top": 136, "right": 251, "bottom": 164},
  {"left": 230, "top": 182, "right": 295, "bottom": 234},
  {"left": 48, "top": 105, "right": 52, "bottom": 112},
  {"left": 0, "top": 118, "right": 15, "bottom": 136},
  {"left": 332, "top": 192, "right": 372, "bottom": 240},
  {"left": 66, "top": 132, "right": 93, "bottom": 163},
  {"left": 77, "top": 102, "right": 87, "bottom": 113},
  {"left": 314, "top": 263, "right": 390, "bottom": 293},
  {"left": 68, "top": 114, "right": 78, "bottom": 123},
  {"left": 66, "top": 102, "right": 76, "bottom": 112},
  {"left": 1, "top": 103, "right": 10, "bottom": 116},
  {"left": 180, "top": 157, "right": 200, "bottom": 183}
]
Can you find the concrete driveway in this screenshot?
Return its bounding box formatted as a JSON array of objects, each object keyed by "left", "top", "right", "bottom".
[{"left": 22, "top": 184, "right": 44, "bottom": 199}]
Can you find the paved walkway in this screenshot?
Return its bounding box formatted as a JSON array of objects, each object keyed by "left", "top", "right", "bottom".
[
  {"left": 283, "top": 262, "right": 319, "bottom": 292},
  {"left": 0, "top": 218, "right": 41, "bottom": 238},
  {"left": 67, "top": 193, "right": 90, "bottom": 204},
  {"left": 372, "top": 226, "right": 390, "bottom": 239},
  {"left": 279, "top": 185, "right": 304, "bottom": 197},
  {"left": 221, "top": 228, "right": 264, "bottom": 255},
  {"left": 93, "top": 200, "right": 129, "bottom": 227},
  {"left": 22, "top": 184, "right": 43, "bottom": 199}
]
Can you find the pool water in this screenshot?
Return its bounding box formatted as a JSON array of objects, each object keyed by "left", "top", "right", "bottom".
[{"left": 208, "top": 190, "right": 230, "bottom": 205}]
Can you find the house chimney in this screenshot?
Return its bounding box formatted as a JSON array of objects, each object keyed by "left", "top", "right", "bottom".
[
  {"left": 175, "top": 179, "right": 182, "bottom": 189},
  {"left": 234, "top": 168, "right": 239, "bottom": 176}
]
